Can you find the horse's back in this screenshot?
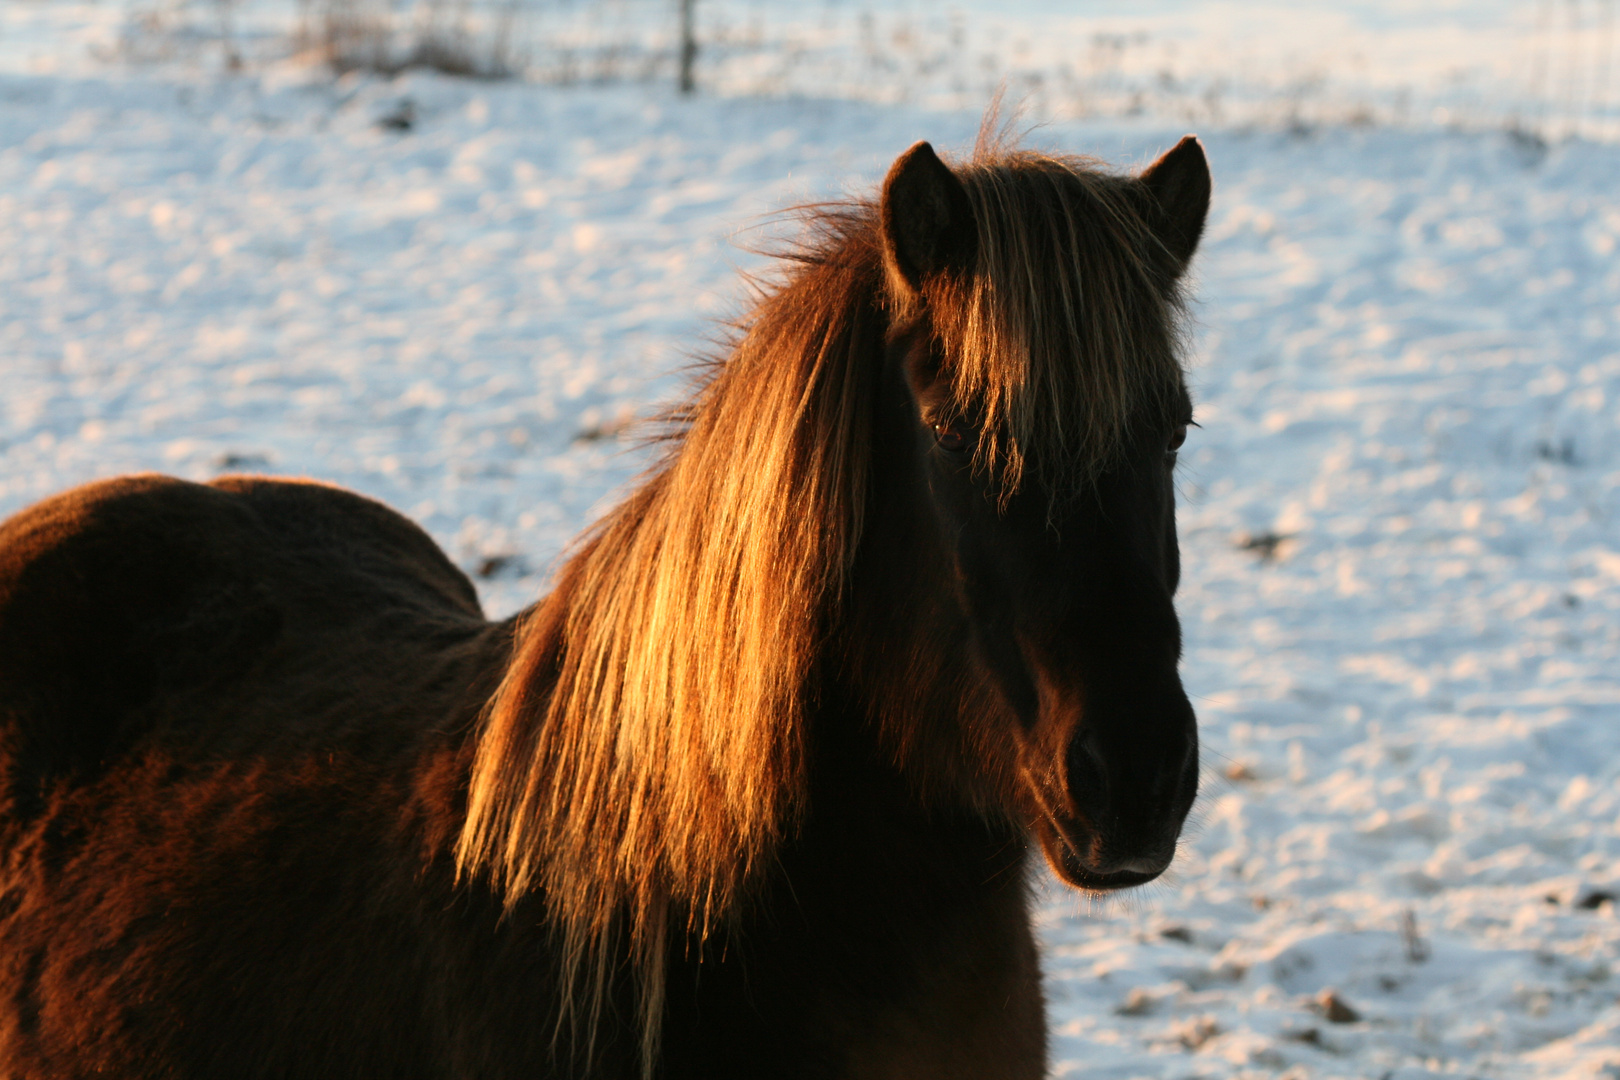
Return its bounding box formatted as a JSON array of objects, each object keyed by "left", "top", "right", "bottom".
[
  {"left": 0, "top": 473, "right": 491, "bottom": 807},
  {"left": 0, "top": 476, "right": 542, "bottom": 1078}
]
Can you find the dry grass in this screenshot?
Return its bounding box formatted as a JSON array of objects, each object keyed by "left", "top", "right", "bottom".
[
  {"left": 295, "top": 0, "right": 527, "bottom": 79},
  {"left": 108, "top": 1, "right": 1620, "bottom": 143}
]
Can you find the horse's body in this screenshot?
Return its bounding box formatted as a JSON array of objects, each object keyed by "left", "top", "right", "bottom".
[
  {"left": 0, "top": 135, "right": 1210, "bottom": 1078},
  {"left": 0, "top": 477, "right": 1039, "bottom": 1078}
]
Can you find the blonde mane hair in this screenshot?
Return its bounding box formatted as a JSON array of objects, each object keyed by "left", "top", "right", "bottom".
[{"left": 455, "top": 140, "right": 1189, "bottom": 1069}]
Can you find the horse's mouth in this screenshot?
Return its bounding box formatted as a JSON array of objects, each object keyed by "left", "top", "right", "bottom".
[{"left": 1033, "top": 819, "right": 1170, "bottom": 893}]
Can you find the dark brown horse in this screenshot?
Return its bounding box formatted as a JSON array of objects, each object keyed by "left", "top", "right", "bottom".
[{"left": 0, "top": 132, "right": 1210, "bottom": 1079}]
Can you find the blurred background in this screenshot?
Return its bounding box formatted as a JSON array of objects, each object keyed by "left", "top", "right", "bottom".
[{"left": 7, "top": 0, "right": 1620, "bottom": 141}]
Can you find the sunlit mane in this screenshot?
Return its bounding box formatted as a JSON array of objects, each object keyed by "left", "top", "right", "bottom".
[{"left": 454, "top": 141, "right": 1192, "bottom": 1068}]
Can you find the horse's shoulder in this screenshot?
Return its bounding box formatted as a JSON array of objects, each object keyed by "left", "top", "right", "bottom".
[{"left": 0, "top": 474, "right": 482, "bottom": 815}]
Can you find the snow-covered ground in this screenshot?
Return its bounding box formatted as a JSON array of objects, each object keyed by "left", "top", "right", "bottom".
[
  {"left": 8, "top": 0, "right": 1620, "bottom": 138},
  {"left": 2, "top": 5, "right": 1617, "bottom": 1078}
]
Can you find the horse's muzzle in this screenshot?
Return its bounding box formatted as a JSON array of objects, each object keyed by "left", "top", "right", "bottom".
[
  {"left": 1033, "top": 817, "right": 1177, "bottom": 892},
  {"left": 1032, "top": 698, "right": 1199, "bottom": 893}
]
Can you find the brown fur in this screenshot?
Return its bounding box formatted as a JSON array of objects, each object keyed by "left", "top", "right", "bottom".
[{"left": 0, "top": 135, "right": 1211, "bottom": 1079}]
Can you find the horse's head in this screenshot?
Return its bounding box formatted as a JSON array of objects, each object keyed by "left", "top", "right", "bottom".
[{"left": 869, "top": 137, "right": 1210, "bottom": 892}]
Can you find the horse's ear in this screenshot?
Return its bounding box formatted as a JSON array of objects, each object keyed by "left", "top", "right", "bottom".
[
  {"left": 880, "top": 141, "right": 976, "bottom": 303},
  {"left": 1138, "top": 135, "right": 1211, "bottom": 277}
]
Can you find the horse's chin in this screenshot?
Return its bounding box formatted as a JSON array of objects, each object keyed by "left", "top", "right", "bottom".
[{"left": 1033, "top": 821, "right": 1169, "bottom": 894}]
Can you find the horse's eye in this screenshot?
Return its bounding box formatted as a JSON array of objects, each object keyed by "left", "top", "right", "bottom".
[
  {"left": 933, "top": 421, "right": 969, "bottom": 454},
  {"left": 1166, "top": 425, "right": 1188, "bottom": 457}
]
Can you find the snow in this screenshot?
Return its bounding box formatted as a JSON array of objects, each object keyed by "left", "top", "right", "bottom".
[
  {"left": 9, "top": 1, "right": 1619, "bottom": 137},
  {"left": 2, "top": 5, "right": 1617, "bottom": 1077}
]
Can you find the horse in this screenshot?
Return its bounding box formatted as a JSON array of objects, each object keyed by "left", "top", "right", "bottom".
[{"left": 0, "top": 131, "right": 1210, "bottom": 1079}]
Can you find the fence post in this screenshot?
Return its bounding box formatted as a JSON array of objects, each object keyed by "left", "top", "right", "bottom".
[{"left": 679, "top": 0, "right": 697, "bottom": 94}]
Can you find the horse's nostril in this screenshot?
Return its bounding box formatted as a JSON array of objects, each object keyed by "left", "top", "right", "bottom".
[
  {"left": 1066, "top": 739, "right": 1107, "bottom": 809},
  {"left": 1153, "top": 735, "right": 1199, "bottom": 802}
]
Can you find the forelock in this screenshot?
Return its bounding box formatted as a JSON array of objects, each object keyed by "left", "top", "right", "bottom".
[{"left": 923, "top": 150, "right": 1190, "bottom": 502}]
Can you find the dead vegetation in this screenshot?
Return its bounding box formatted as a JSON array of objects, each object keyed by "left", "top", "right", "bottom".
[
  {"left": 105, "top": 1, "right": 1620, "bottom": 142},
  {"left": 294, "top": 0, "right": 527, "bottom": 79}
]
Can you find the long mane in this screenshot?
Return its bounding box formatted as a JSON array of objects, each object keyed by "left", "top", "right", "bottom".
[
  {"left": 454, "top": 141, "right": 1190, "bottom": 1068},
  {"left": 456, "top": 208, "right": 883, "bottom": 1064}
]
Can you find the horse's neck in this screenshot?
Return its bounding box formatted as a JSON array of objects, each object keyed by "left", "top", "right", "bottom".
[
  {"left": 822, "top": 497, "right": 1000, "bottom": 817},
  {"left": 809, "top": 604, "right": 997, "bottom": 828}
]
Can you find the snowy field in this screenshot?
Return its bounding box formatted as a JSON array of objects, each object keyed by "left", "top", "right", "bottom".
[
  {"left": 8, "top": 0, "right": 1620, "bottom": 138},
  {"left": 2, "top": 4, "right": 1619, "bottom": 1078}
]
